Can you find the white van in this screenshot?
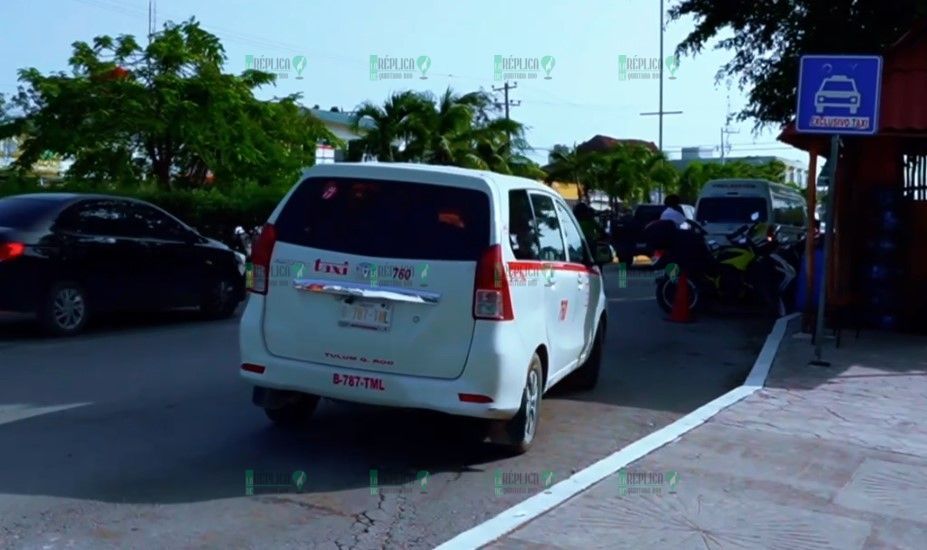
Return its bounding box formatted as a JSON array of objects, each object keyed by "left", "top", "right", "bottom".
[
  {"left": 694, "top": 179, "right": 808, "bottom": 243},
  {"left": 239, "top": 163, "right": 611, "bottom": 453}
]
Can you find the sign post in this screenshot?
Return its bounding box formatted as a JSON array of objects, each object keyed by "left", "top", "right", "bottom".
[{"left": 795, "top": 55, "right": 883, "bottom": 366}]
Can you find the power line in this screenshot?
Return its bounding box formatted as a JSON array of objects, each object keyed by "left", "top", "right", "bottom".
[{"left": 491, "top": 81, "right": 520, "bottom": 120}]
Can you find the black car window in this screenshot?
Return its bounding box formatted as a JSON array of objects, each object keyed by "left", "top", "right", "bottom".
[
  {"left": 529, "top": 193, "right": 566, "bottom": 262},
  {"left": 274, "top": 177, "right": 490, "bottom": 260},
  {"left": 634, "top": 205, "right": 665, "bottom": 224},
  {"left": 55, "top": 200, "right": 132, "bottom": 236},
  {"left": 772, "top": 194, "right": 789, "bottom": 225},
  {"left": 556, "top": 201, "right": 589, "bottom": 264},
  {"left": 0, "top": 197, "right": 61, "bottom": 229},
  {"left": 122, "top": 202, "right": 191, "bottom": 240},
  {"left": 508, "top": 189, "right": 540, "bottom": 260},
  {"left": 788, "top": 197, "right": 807, "bottom": 226}
]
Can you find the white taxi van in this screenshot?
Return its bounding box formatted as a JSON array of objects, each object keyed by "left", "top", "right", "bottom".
[{"left": 239, "top": 163, "right": 611, "bottom": 453}]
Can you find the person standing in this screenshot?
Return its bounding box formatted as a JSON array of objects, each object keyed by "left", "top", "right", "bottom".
[
  {"left": 574, "top": 202, "right": 601, "bottom": 246},
  {"left": 659, "top": 194, "right": 687, "bottom": 227}
]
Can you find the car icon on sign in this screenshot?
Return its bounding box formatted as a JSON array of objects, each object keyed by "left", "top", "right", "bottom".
[{"left": 815, "top": 75, "right": 861, "bottom": 114}]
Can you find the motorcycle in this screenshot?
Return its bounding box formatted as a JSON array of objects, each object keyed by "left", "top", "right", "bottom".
[
  {"left": 653, "top": 212, "right": 797, "bottom": 317},
  {"left": 233, "top": 225, "right": 262, "bottom": 257}
]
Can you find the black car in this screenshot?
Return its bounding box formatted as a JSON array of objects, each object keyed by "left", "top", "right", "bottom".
[
  {"left": 610, "top": 203, "right": 694, "bottom": 266},
  {"left": 0, "top": 193, "right": 246, "bottom": 335}
]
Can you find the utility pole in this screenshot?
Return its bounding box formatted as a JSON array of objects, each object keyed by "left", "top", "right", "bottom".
[
  {"left": 640, "top": 0, "right": 681, "bottom": 203},
  {"left": 148, "top": 0, "right": 157, "bottom": 40},
  {"left": 659, "top": 0, "right": 664, "bottom": 157},
  {"left": 720, "top": 80, "right": 739, "bottom": 164},
  {"left": 493, "top": 81, "right": 521, "bottom": 155},
  {"left": 492, "top": 81, "right": 520, "bottom": 120}
]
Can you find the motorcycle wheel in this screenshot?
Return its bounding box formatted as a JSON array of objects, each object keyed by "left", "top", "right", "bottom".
[{"left": 655, "top": 276, "right": 701, "bottom": 314}]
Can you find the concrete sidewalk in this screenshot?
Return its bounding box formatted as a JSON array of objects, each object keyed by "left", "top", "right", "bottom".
[{"left": 486, "top": 328, "right": 927, "bottom": 549}]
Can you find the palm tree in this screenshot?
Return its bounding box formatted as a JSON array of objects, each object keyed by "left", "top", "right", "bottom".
[
  {"left": 351, "top": 91, "right": 428, "bottom": 161},
  {"left": 646, "top": 150, "right": 679, "bottom": 201},
  {"left": 545, "top": 145, "right": 589, "bottom": 200},
  {"left": 351, "top": 87, "right": 533, "bottom": 175}
]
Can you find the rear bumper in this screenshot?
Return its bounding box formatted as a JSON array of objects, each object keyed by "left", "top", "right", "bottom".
[
  {"left": 0, "top": 264, "right": 43, "bottom": 312},
  {"left": 238, "top": 295, "right": 528, "bottom": 420}
]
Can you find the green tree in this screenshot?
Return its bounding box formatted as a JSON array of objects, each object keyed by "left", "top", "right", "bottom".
[
  {"left": 669, "top": 0, "right": 927, "bottom": 127},
  {"left": 351, "top": 87, "right": 535, "bottom": 176},
  {"left": 585, "top": 145, "right": 677, "bottom": 206},
  {"left": 0, "top": 19, "right": 335, "bottom": 189},
  {"left": 352, "top": 90, "right": 430, "bottom": 162},
  {"left": 545, "top": 144, "right": 590, "bottom": 200}
]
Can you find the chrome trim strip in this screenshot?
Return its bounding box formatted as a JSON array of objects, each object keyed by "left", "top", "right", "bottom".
[{"left": 292, "top": 278, "right": 441, "bottom": 304}]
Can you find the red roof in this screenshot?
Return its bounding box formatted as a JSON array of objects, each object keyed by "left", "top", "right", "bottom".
[
  {"left": 577, "top": 135, "right": 660, "bottom": 154},
  {"left": 780, "top": 19, "right": 927, "bottom": 151}
]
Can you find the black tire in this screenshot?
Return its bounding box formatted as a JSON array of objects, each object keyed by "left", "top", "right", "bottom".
[
  {"left": 264, "top": 395, "right": 320, "bottom": 428},
  {"left": 201, "top": 275, "right": 240, "bottom": 319},
  {"left": 571, "top": 319, "right": 605, "bottom": 391},
  {"left": 491, "top": 353, "right": 543, "bottom": 454},
  {"left": 656, "top": 276, "right": 700, "bottom": 314},
  {"left": 39, "top": 281, "right": 90, "bottom": 336}
]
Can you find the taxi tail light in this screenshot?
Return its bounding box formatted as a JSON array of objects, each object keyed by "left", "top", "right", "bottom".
[
  {"left": 473, "top": 244, "right": 514, "bottom": 321},
  {"left": 459, "top": 393, "right": 494, "bottom": 403},
  {"left": 241, "top": 363, "right": 266, "bottom": 374},
  {"left": 0, "top": 242, "right": 25, "bottom": 262},
  {"left": 248, "top": 224, "right": 277, "bottom": 295}
]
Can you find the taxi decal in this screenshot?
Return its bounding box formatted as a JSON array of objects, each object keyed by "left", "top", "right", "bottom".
[
  {"left": 314, "top": 259, "right": 349, "bottom": 276},
  {"left": 325, "top": 352, "right": 394, "bottom": 366},
  {"left": 356, "top": 262, "right": 415, "bottom": 283}
]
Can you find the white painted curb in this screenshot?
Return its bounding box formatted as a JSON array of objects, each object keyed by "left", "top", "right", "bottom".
[{"left": 435, "top": 312, "right": 800, "bottom": 550}]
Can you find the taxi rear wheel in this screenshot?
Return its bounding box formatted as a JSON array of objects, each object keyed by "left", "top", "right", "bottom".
[{"left": 490, "top": 353, "right": 543, "bottom": 454}]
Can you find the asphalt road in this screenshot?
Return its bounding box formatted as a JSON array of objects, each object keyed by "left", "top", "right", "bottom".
[{"left": 0, "top": 266, "right": 771, "bottom": 550}]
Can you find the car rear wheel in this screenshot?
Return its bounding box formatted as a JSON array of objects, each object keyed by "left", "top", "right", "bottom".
[
  {"left": 263, "top": 394, "right": 320, "bottom": 428},
  {"left": 201, "top": 275, "right": 239, "bottom": 319},
  {"left": 39, "top": 281, "right": 90, "bottom": 336},
  {"left": 491, "top": 353, "right": 543, "bottom": 454}
]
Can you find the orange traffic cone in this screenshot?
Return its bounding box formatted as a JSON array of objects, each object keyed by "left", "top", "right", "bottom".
[{"left": 668, "top": 271, "right": 692, "bottom": 323}]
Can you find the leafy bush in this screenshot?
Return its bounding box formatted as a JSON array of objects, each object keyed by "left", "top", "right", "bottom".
[{"left": 0, "top": 175, "right": 293, "bottom": 246}]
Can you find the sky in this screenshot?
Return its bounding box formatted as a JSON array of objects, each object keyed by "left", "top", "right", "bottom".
[{"left": 0, "top": 0, "right": 816, "bottom": 170}]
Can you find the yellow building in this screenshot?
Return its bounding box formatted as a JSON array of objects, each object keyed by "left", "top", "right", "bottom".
[{"left": 548, "top": 181, "right": 581, "bottom": 202}]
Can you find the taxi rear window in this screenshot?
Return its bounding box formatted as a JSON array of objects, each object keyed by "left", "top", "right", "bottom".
[{"left": 274, "top": 177, "right": 491, "bottom": 260}]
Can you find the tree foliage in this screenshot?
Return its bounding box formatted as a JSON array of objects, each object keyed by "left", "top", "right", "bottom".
[
  {"left": 0, "top": 19, "right": 337, "bottom": 189},
  {"left": 669, "top": 0, "right": 927, "bottom": 127},
  {"left": 350, "top": 87, "right": 544, "bottom": 177},
  {"left": 545, "top": 143, "right": 678, "bottom": 205}
]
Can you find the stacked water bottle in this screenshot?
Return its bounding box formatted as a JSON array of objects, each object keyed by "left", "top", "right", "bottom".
[{"left": 861, "top": 188, "right": 906, "bottom": 330}]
